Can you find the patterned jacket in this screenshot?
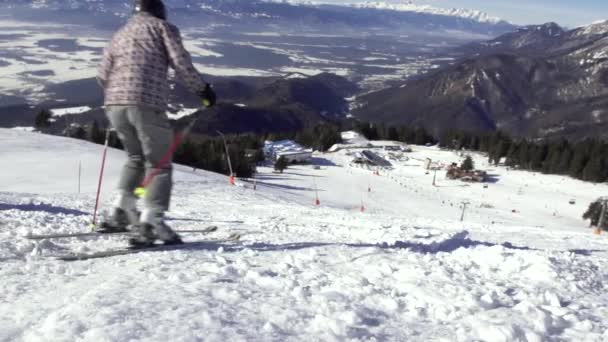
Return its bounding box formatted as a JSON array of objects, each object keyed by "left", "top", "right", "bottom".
[{"left": 98, "top": 13, "right": 206, "bottom": 109}]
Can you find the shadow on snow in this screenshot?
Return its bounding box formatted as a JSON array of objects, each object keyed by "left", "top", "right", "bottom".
[
  {"left": 157, "top": 230, "right": 604, "bottom": 257},
  {"left": 0, "top": 202, "right": 89, "bottom": 216}
]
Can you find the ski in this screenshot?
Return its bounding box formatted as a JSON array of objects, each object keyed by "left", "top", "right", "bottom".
[
  {"left": 24, "top": 225, "right": 218, "bottom": 240},
  {"left": 54, "top": 233, "right": 242, "bottom": 261}
]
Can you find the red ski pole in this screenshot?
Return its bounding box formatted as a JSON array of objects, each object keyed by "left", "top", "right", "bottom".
[
  {"left": 134, "top": 114, "right": 201, "bottom": 198},
  {"left": 92, "top": 129, "right": 111, "bottom": 228}
]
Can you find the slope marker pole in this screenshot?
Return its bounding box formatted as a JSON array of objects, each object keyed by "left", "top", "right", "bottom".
[{"left": 217, "top": 130, "right": 235, "bottom": 185}]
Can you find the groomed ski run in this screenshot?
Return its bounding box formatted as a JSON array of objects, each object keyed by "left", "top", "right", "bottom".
[{"left": 2, "top": 128, "right": 608, "bottom": 341}]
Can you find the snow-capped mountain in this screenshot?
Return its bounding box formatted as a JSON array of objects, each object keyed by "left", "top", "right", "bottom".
[
  {"left": 457, "top": 22, "right": 566, "bottom": 56},
  {"left": 573, "top": 19, "right": 608, "bottom": 37},
  {"left": 347, "top": 1, "right": 505, "bottom": 24},
  {"left": 262, "top": 0, "right": 505, "bottom": 24}
]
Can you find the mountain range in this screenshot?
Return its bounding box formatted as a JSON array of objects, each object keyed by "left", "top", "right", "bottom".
[
  {"left": 5, "top": 0, "right": 515, "bottom": 36},
  {"left": 353, "top": 21, "right": 608, "bottom": 140},
  {"left": 326, "top": 1, "right": 505, "bottom": 24}
]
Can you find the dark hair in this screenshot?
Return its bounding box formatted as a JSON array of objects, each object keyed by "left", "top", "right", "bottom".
[{"left": 134, "top": 0, "right": 167, "bottom": 20}]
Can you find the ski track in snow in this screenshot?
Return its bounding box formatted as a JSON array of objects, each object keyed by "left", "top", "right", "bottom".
[{"left": 1, "top": 129, "right": 608, "bottom": 341}]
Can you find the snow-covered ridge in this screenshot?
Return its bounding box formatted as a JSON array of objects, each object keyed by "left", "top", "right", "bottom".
[
  {"left": 266, "top": 0, "right": 506, "bottom": 24},
  {"left": 353, "top": 1, "right": 505, "bottom": 24},
  {"left": 576, "top": 19, "right": 608, "bottom": 36}
]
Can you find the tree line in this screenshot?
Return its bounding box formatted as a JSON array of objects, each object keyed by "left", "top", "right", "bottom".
[
  {"left": 37, "top": 103, "right": 608, "bottom": 184},
  {"left": 351, "top": 121, "right": 608, "bottom": 184},
  {"left": 63, "top": 119, "right": 264, "bottom": 178},
  {"left": 439, "top": 129, "right": 608, "bottom": 183},
  {"left": 173, "top": 122, "right": 342, "bottom": 177},
  {"left": 351, "top": 121, "right": 436, "bottom": 146},
  {"left": 174, "top": 134, "right": 262, "bottom": 178},
  {"left": 44, "top": 108, "right": 343, "bottom": 178},
  {"left": 264, "top": 122, "right": 343, "bottom": 152}
]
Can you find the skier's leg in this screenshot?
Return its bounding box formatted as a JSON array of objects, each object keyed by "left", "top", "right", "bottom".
[
  {"left": 126, "top": 105, "right": 181, "bottom": 245},
  {"left": 106, "top": 105, "right": 146, "bottom": 195},
  {"left": 101, "top": 105, "right": 145, "bottom": 231}
]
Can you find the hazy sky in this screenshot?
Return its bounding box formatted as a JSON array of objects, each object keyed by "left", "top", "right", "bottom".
[{"left": 322, "top": 0, "right": 608, "bottom": 27}]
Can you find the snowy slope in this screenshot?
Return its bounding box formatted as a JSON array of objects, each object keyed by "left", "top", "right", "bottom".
[{"left": 2, "top": 129, "right": 608, "bottom": 341}]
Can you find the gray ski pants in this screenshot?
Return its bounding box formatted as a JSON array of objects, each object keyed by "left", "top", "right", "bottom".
[{"left": 106, "top": 105, "right": 173, "bottom": 212}]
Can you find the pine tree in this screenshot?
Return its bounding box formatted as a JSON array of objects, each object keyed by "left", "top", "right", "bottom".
[
  {"left": 87, "top": 120, "right": 105, "bottom": 144},
  {"left": 529, "top": 143, "right": 548, "bottom": 171},
  {"left": 34, "top": 109, "right": 52, "bottom": 130},
  {"left": 366, "top": 123, "right": 379, "bottom": 140},
  {"left": 517, "top": 140, "right": 531, "bottom": 169},
  {"left": 414, "top": 127, "right": 428, "bottom": 145},
  {"left": 583, "top": 199, "right": 607, "bottom": 227},
  {"left": 274, "top": 156, "right": 288, "bottom": 173},
  {"left": 387, "top": 126, "right": 399, "bottom": 141},
  {"left": 315, "top": 123, "right": 342, "bottom": 151},
  {"left": 582, "top": 155, "right": 603, "bottom": 182},
  {"left": 439, "top": 129, "right": 454, "bottom": 149},
  {"left": 230, "top": 144, "right": 255, "bottom": 177},
  {"left": 542, "top": 140, "right": 566, "bottom": 174},
  {"left": 377, "top": 123, "right": 387, "bottom": 140},
  {"left": 505, "top": 142, "right": 520, "bottom": 167},
  {"left": 557, "top": 147, "right": 573, "bottom": 175},
  {"left": 175, "top": 139, "right": 197, "bottom": 166},
  {"left": 569, "top": 140, "right": 592, "bottom": 178},
  {"left": 252, "top": 149, "right": 265, "bottom": 163},
  {"left": 461, "top": 155, "right": 474, "bottom": 171},
  {"left": 399, "top": 126, "right": 416, "bottom": 144},
  {"left": 490, "top": 138, "right": 510, "bottom": 165},
  {"left": 470, "top": 135, "right": 480, "bottom": 151},
  {"left": 72, "top": 126, "right": 86, "bottom": 140}
]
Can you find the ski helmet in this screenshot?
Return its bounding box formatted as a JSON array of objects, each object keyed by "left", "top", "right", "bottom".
[{"left": 134, "top": 0, "right": 167, "bottom": 20}]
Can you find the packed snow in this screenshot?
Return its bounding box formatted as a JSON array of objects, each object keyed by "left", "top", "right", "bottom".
[{"left": 2, "top": 129, "right": 608, "bottom": 341}]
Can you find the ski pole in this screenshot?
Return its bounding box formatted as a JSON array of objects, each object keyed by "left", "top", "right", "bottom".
[
  {"left": 216, "top": 130, "right": 235, "bottom": 184},
  {"left": 92, "top": 129, "right": 111, "bottom": 228},
  {"left": 134, "top": 112, "right": 201, "bottom": 198}
]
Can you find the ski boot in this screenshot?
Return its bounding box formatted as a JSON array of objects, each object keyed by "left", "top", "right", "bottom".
[
  {"left": 97, "top": 193, "right": 140, "bottom": 233},
  {"left": 128, "top": 209, "right": 183, "bottom": 248}
]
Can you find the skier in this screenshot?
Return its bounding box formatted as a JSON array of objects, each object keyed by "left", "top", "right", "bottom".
[{"left": 97, "top": 0, "right": 216, "bottom": 247}]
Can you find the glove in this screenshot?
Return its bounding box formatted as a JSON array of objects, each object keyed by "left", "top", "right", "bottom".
[{"left": 198, "top": 83, "right": 216, "bottom": 108}]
